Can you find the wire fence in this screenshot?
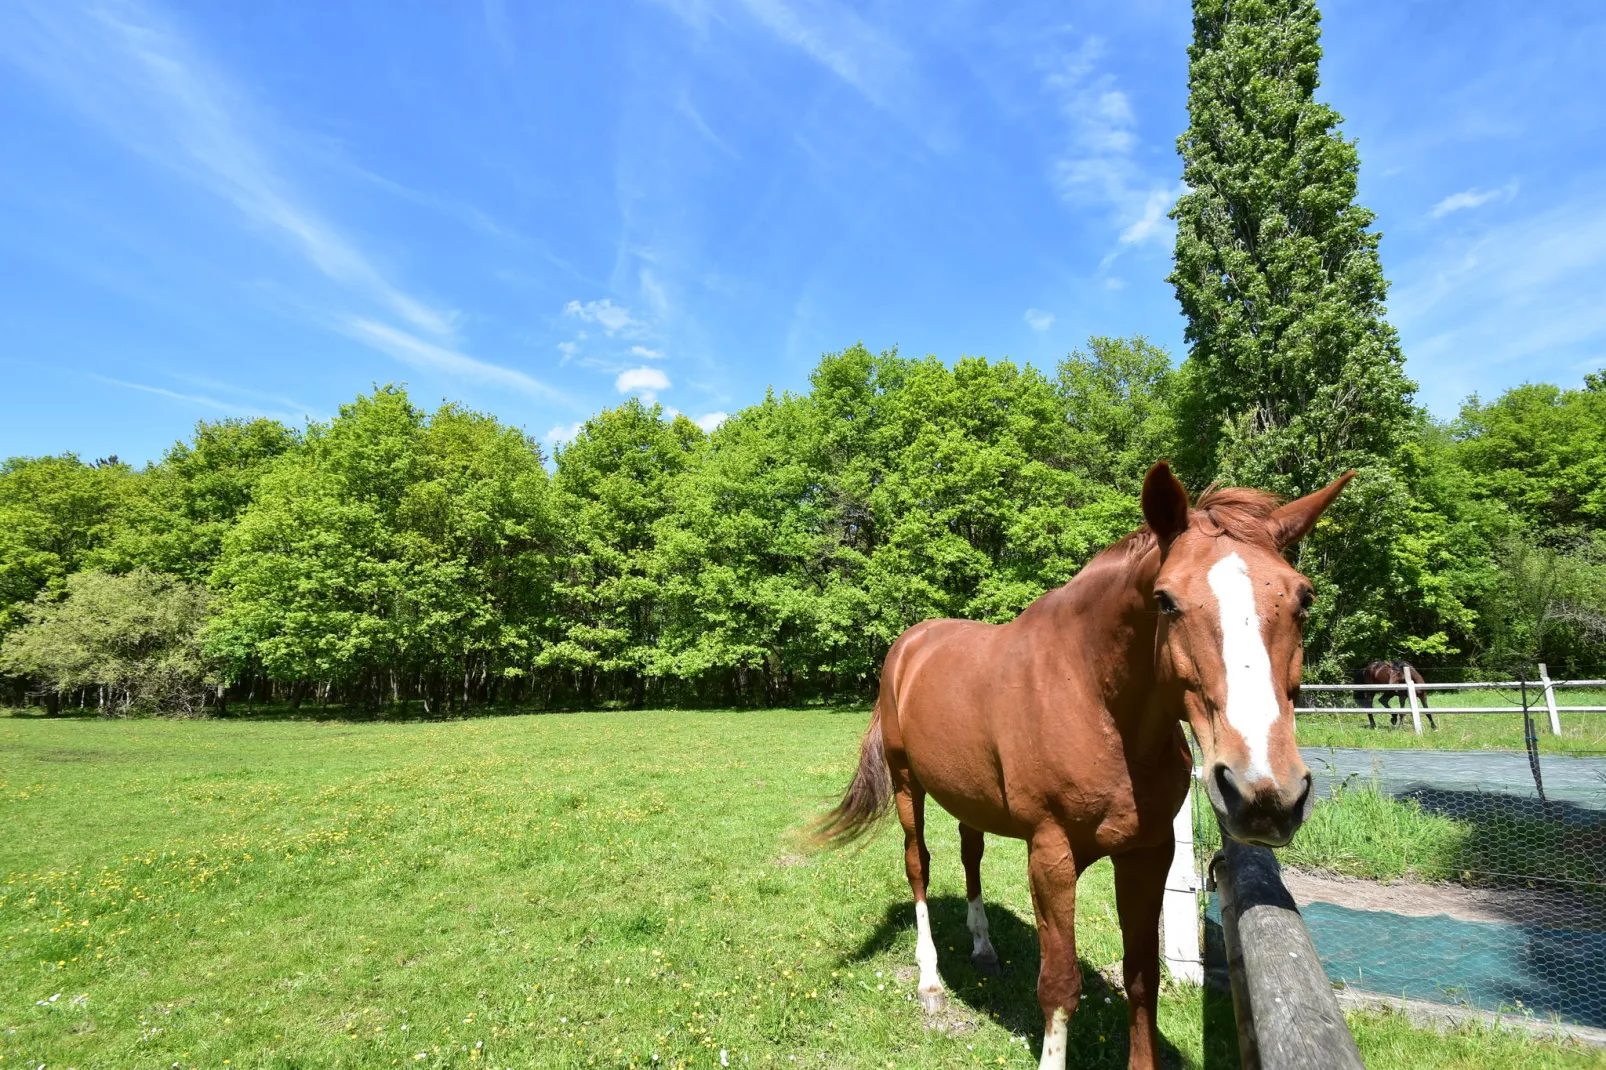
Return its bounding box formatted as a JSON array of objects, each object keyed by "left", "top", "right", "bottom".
[{"left": 1185, "top": 702, "right": 1606, "bottom": 1032}]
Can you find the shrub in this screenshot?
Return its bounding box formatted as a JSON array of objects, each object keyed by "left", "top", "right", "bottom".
[{"left": 0, "top": 569, "right": 212, "bottom": 715}]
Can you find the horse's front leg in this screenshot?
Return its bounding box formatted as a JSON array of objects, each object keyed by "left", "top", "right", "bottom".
[
  {"left": 1113, "top": 842, "right": 1171, "bottom": 1070},
  {"left": 1028, "top": 825, "right": 1080, "bottom": 1070}
]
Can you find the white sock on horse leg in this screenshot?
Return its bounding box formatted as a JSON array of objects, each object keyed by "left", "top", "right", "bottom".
[
  {"left": 1039, "top": 1006, "right": 1068, "bottom": 1070},
  {"left": 967, "top": 896, "right": 997, "bottom": 961},
  {"left": 915, "top": 900, "right": 942, "bottom": 997}
]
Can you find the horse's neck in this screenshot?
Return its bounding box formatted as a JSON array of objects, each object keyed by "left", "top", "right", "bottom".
[{"left": 1054, "top": 543, "right": 1169, "bottom": 736}]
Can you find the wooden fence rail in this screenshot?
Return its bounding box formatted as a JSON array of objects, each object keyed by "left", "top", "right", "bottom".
[{"left": 1212, "top": 834, "right": 1364, "bottom": 1070}]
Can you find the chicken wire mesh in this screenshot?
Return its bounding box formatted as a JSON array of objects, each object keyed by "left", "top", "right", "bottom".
[{"left": 1191, "top": 708, "right": 1606, "bottom": 1029}]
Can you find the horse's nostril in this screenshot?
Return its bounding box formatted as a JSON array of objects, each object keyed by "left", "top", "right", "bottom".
[
  {"left": 1292, "top": 771, "right": 1314, "bottom": 821},
  {"left": 1213, "top": 763, "right": 1244, "bottom": 816}
]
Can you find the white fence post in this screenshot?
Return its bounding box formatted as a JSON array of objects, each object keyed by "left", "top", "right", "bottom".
[
  {"left": 1539, "top": 662, "right": 1562, "bottom": 736},
  {"left": 1405, "top": 671, "right": 1423, "bottom": 736},
  {"left": 1163, "top": 775, "right": 1203, "bottom": 984}
]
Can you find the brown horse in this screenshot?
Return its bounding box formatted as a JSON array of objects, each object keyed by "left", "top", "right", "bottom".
[
  {"left": 815, "top": 462, "right": 1352, "bottom": 1070},
  {"left": 1354, "top": 660, "right": 1434, "bottom": 730}
]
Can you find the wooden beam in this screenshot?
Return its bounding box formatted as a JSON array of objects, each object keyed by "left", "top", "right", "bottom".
[{"left": 1213, "top": 835, "right": 1364, "bottom": 1070}]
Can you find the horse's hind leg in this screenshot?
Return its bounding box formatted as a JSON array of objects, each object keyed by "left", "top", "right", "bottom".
[
  {"left": 959, "top": 822, "right": 1000, "bottom": 974},
  {"left": 893, "top": 773, "right": 945, "bottom": 1013}
]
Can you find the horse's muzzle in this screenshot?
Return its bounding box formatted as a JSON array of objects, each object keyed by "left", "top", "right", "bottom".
[{"left": 1207, "top": 762, "right": 1314, "bottom": 848}]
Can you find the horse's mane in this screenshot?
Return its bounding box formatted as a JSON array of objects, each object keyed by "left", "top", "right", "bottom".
[{"left": 1108, "top": 484, "right": 1285, "bottom": 562}]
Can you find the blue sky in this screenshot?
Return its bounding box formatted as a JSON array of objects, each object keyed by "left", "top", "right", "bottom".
[{"left": 2, "top": 0, "right": 1604, "bottom": 465}]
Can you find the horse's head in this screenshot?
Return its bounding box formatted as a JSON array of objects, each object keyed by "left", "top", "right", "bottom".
[{"left": 1141, "top": 461, "right": 1352, "bottom": 847}]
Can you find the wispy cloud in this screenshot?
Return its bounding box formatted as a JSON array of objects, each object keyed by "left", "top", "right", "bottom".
[
  {"left": 164, "top": 372, "right": 315, "bottom": 415},
  {"left": 676, "top": 92, "right": 738, "bottom": 157},
  {"left": 565, "top": 298, "right": 645, "bottom": 335},
  {"left": 615, "top": 366, "right": 672, "bottom": 399},
  {"left": 631, "top": 345, "right": 667, "bottom": 360},
  {"left": 733, "top": 0, "right": 911, "bottom": 111},
  {"left": 653, "top": 0, "right": 918, "bottom": 121},
  {"left": 1024, "top": 308, "right": 1055, "bottom": 332},
  {"left": 1119, "top": 187, "right": 1178, "bottom": 246},
  {"left": 1392, "top": 194, "right": 1606, "bottom": 411},
  {"left": 1043, "top": 38, "right": 1177, "bottom": 253},
  {"left": 1430, "top": 181, "right": 1519, "bottom": 219},
  {"left": 0, "top": 0, "right": 458, "bottom": 339},
  {"left": 90, "top": 375, "right": 307, "bottom": 424},
  {"left": 345, "top": 319, "right": 572, "bottom": 403}
]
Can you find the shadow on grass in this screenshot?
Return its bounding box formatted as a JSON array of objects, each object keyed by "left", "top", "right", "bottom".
[
  {"left": 846, "top": 894, "right": 1193, "bottom": 1068},
  {"left": 2, "top": 708, "right": 103, "bottom": 720}
]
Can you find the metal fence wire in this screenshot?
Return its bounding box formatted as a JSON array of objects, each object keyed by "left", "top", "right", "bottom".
[{"left": 1190, "top": 691, "right": 1606, "bottom": 1032}]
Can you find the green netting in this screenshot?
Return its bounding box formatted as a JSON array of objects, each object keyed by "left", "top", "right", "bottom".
[
  {"left": 1195, "top": 743, "right": 1606, "bottom": 1029},
  {"left": 1206, "top": 894, "right": 1606, "bottom": 1028}
]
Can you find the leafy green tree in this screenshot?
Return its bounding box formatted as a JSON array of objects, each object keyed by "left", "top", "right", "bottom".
[
  {"left": 0, "top": 569, "right": 211, "bottom": 714},
  {"left": 1058, "top": 335, "right": 1177, "bottom": 491},
  {"left": 98, "top": 418, "right": 300, "bottom": 579},
  {"left": 1477, "top": 533, "right": 1606, "bottom": 675},
  {"left": 547, "top": 400, "right": 703, "bottom": 706},
  {"left": 865, "top": 353, "right": 1085, "bottom": 627},
  {"left": 1169, "top": 0, "right": 1418, "bottom": 674},
  {"left": 653, "top": 390, "right": 851, "bottom": 701},
  {"left": 0, "top": 455, "right": 133, "bottom": 635},
  {"left": 1452, "top": 383, "right": 1606, "bottom": 536},
  {"left": 208, "top": 387, "right": 554, "bottom": 710}
]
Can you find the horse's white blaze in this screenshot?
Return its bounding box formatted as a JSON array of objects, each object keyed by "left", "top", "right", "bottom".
[
  {"left": 914, "top": 900, "right": 941, "bottom": 996},
  {"left": 1207, "top": 552, "right": 1279, "bottom": 784},
  {"left": 967, "top": 896, "right": 996, "bottom": 961},
  {"left": 1039, "top": 1006, "right": 1069, "bottom": 1070}
]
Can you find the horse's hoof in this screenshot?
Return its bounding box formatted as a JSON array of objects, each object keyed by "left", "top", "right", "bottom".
[
  {"left": 918, "top": 987, "right": 946, "bottom": 1015},
  {"left": 971, "top": 950, "right": 1002, "bottom": 976}
]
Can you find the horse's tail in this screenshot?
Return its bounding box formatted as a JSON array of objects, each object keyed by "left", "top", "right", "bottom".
[
  {"left": 1353, "top": 662, "right": 1375, "bottom": 708},
  {"left": 811, "top": 702, "right": 893, "bottom": 847}
]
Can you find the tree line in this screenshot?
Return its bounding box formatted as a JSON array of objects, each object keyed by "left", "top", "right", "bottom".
[
  {"left": 3, "top": 0, "right": 1603, "bottom": 714},
  {"left": 1, "top": 344, "right": 1602, "bottom": 715}
]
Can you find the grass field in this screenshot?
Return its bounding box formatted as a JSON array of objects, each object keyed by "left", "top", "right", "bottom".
[
  {"left": 3, "top": 708, "right": 1604, "bottom": 1069},
  {"left": 1295, "top": 690, "right": 1606, "bottom": 755}
]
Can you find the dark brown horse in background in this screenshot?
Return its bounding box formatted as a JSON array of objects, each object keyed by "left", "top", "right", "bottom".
[
  {"left": 815, "top": 462, "right": 1352, "bottom": 1070},
  {"left": 1354, "top": 660, "right": 1435, "bottom": 729}
]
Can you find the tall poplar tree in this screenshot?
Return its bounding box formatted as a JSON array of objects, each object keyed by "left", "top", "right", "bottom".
[{"left": 1169, "top": 0, "right": 1421, "bottom": 673}]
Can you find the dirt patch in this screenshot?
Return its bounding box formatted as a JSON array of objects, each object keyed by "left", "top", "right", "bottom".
[
  {"left": 924, "top": 1002, "right": 979, "bottom": 1036},
  {"left": 773, "top": 852, "right": 810, "bottom": 868},
  {"left": 1283, "top": 867, "right": 1606, "bottom": 931}
]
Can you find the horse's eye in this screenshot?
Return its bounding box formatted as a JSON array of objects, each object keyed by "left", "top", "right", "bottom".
[
  {"left": 1156, "top": 591, "right": 1181, "bottom": 616},
  {"left": 1296, "top": 590, "right": 1314, "bottom": 619}
]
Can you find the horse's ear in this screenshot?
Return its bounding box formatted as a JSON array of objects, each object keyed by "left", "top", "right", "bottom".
[
  {"left": 1141, "top": 461, "right": 1190, "bottom": 548},
  {"left": 1268, "top": 471, "right": 1355, "bottom": 549}
]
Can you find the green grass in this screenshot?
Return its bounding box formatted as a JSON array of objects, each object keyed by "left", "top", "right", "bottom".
[
  {"left": 1196, "top": 774, "right": 1606, "bottom": 891},
  {"left": 1296, "top": 691, "right": 1606, "bottom": 755},
  {"left": 3, "top": 709, "right": 1602, "bottom": 1069}
]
